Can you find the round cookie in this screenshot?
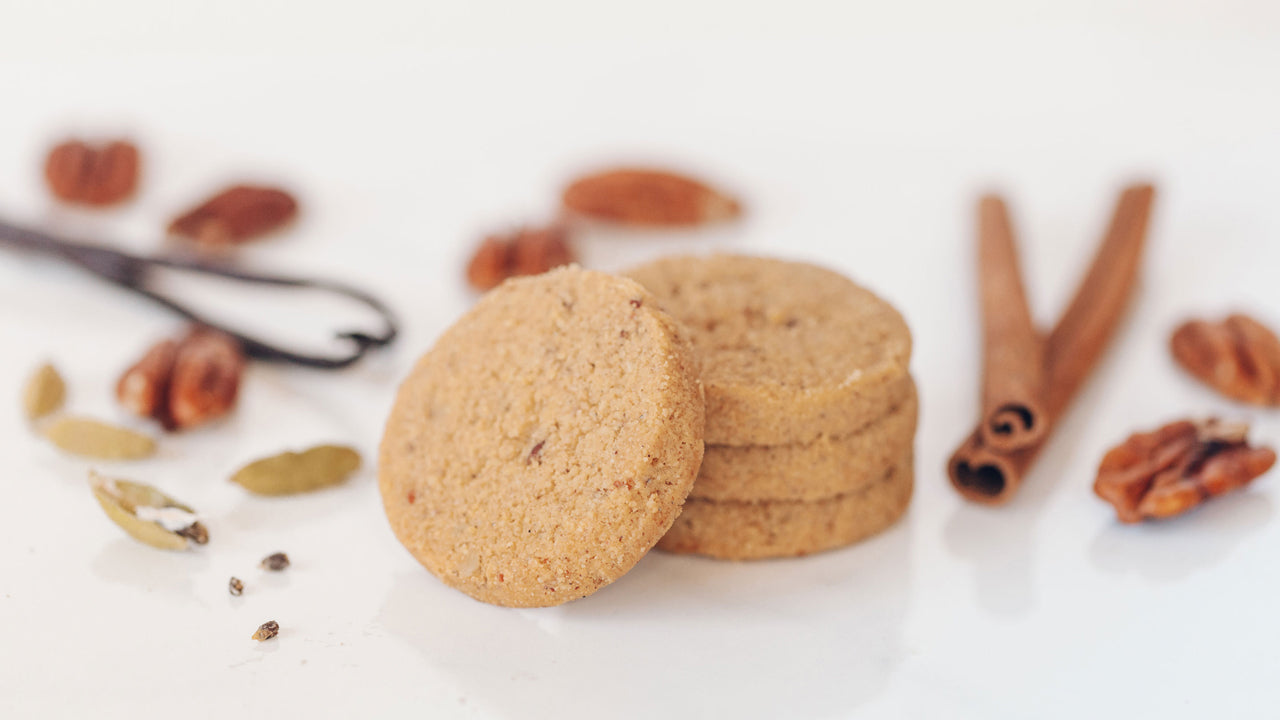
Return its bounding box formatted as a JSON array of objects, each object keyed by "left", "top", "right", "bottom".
[
  {"left": 657, "top": 457, "right": 913, "bottom": 560},
  {"left": 626, "top": 254, "right": 913, "bottom": 446},
  {"left": 693, "top": 378, "right": 917, "bottom": 502},
  {"left": 379, "top": 266, "right": 705, "bottom": 607}
]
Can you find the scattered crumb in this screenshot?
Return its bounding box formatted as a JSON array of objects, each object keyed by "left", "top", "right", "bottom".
[
  {"left": 260, "top": 552, "right": 290, "bottom": 571},
  {"left": 252, "top": 620, "right": 280, "bottom": 641}
]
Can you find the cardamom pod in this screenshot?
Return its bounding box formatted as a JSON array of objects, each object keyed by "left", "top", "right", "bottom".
[
  {"left": 22, "top": 363, "right": 66, "bottom": 421},
  {"left": 43, "top": 417, "right": 156, "bottom": 459},
  {"left": 89, "top": 471, "right": 208, "bottom": 550},
  {"left": 230, "top": 445, "right": 361, "bottom": 496}
]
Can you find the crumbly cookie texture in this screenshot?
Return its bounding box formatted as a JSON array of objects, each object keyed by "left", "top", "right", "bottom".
[
  {"left": 379, "top": 266, "right": 705, "bottom": 607},
  {"left": 626, "top": 254, "right": 913, "bottom": 446},
  {"left": 657, "top": 457, "right": 913, "bottom": 560},
  {"left": 694, "top": 379, "right": 917, "bottom": 502}
]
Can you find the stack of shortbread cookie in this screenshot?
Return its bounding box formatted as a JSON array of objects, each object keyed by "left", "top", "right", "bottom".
[
  {"left": 380, "top": 259, "right": 915, "bottom": 607},
  {"left": 628, "top": 255, "right": 916, "bottom": 559}
]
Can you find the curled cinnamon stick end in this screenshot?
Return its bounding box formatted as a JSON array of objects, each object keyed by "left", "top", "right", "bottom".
[
  {"left": 975, "top": 195, "right": 1046, "bottom": 452},
  {"left": 948, "top": 182, "right": 1156, "bottom": 504},
  {"left": 948, "top": 429, "right": 1043, "bottom": 504}
]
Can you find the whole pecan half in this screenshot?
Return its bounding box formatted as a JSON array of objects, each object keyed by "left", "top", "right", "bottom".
[
  {"left": 168, "top": 185, "right": 298, "bottom": 245},
  {"left": 1094, "top": 419, "right": 1276, "bottom": 523},
  {"left": 465, "top": 224, "right": 575, "bottom": 291},
  {"left": 562, "top": 168, "right": 741, "bottom": 227},
  {"left": 44, "top": 139, "right": 140, "bottom": 206},
  {"left": 1171, "top": 314, "right": 1280, "bottom": 406},
  {"left": 117, "top": 328, "right": 245, "bottom": 431}
]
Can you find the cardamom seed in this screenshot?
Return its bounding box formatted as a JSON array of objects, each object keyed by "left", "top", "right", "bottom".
[
  {"left": 260, "top": 552, "right": 290, "bottom": 571},
  {"left": 230, "top": 444, "right": 361, "bottom": 496},
  {"left": 229, "top": 577, "right": 244, "bottom": 596},
  {"left": 22, "top": 363, "right": 66, "bottom": 421},
  {"left": 44, "top": 417, "right": 156, "bottom": 460},
  {"left": 251, "top": 620, "right": 280, "bottom": 641},
  {"left": 89, "top": 470, "right": 208, "bottom": 550}
]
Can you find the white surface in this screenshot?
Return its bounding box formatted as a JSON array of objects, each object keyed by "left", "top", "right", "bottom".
[{"left": 2, "top": 2, "right": 1280, "bottom": 717}]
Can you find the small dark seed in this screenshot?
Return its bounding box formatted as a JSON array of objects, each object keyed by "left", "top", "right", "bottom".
[
  {"left": 228, "top": 577, "right": 244, "bottom": 596},
  {"left": 260, "top": 552, "right": 290, "bottom": 571},
  {"left": 251, "top": 620, "right": 279, "bottom": 641},
  {"left": 177, "top": 522, "right": 210, "bottom": 546}
]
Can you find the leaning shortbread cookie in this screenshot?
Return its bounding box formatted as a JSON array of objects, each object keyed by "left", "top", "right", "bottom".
[
  {"left": 627, "top": 254, "right": 912, "bottom": 446},
  {"left": 693, "top": 379, "right": 918, "bottom": 503},
  {"left": 657, "top": 457, "right": 913, "bottom": 560},
  {"left": 379, "top": 266, "right": 705, "bottom": 607}
]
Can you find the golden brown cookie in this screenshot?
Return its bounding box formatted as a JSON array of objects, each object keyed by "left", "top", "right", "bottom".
[
  {"left": 626, "top": 254, "right": 912, "bottom": 446},
  {"left": 693, "top": 378, "right": 918, "bottom": 502},
  {"left": 379, "top": 266, "right": 705, "bottom": 607},
  {"left": 657, "top": 457, "right": 913, "bottom": 560}
]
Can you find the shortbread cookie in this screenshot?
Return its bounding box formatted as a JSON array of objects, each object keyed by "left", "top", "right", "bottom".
[
  {"left": 693, "top": 379, "right": 917, "bottom": 502},
  {"left": 657, "top": 457, "right": 913, "bottom": 560},
  {"left": 379, "top": 266, "right": 705, "bottom": 607},
  {"left": 627, "top": 254, "right": 912, "bottom": 445}
]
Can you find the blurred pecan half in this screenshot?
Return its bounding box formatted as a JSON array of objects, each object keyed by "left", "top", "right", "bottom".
[
  {"left": 44, "top": 139, "right": 140, "bottom": 206},
  {"left": 465, "top": 224, "right": 575, "bottom": 291},
  {"left": 562, "top": 168, "right": 741, "bottom": 226},
  {"left": 1094, "top": 419, "right": 1276, "bottom": 523},
  {"left": 117, "top": 328, "right": 244, "bottom": 430},
  {"left": 1171, "top": 314, "right": 1280, "bottom": 406},
  {"left": 168, "top": 185, "right": 298, "bottom": 245},
  {"left": 116, "top": 339, "right": 179, "bottom": 423},
  {"left": 168, "top": 328, "right": 245, "bottom": 429}
]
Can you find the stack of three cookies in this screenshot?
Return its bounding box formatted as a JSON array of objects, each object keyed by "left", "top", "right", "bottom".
[
  {"left": 380, "top": 255, "right": 915, "bottom": 607},
  {"left": 627, "top": 256, "right": 916, "bottom": 560}
]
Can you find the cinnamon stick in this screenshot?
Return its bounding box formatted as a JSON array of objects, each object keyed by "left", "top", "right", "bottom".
[
  {"left": 948, "top": 183, "right": 1156, "bottom": 504},
  {"left": 975, "top": 195, "right": 1046, "bottom": 452}
]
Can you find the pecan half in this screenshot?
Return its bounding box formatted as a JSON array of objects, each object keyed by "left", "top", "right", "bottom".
[
  {"left": 1094, "top": 419, "right": 1276, "bottom": 523},
  {"left": 466, "top": 237, "right": 513, "bottom": 292},
  {"left": 1171, "top": 314, "right": 1280, "bottom": 406},
  {"left": 562, "top": 168, "right": 741, "bottom": 226},
  {"left": 464, "top": 225, "right": 575, "bottom": 291},
  {"left": 168, "top": 328, "right": 245, "bottom": 429},
  {"left": 44, "top": 139, "right": 140, "bottom": 206},
  {"left": 116, "top": 328, "right": 245, "bottom": 431},
  {"left": 168, "top": 185, "right": 298, "bottom": 245},
  {"left": 117, "top": 339, "right": 178, "bottom": 422}
]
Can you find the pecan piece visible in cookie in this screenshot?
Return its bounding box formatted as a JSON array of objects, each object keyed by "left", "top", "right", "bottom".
[
  {"left": 1094, "top": 419, "right": 1276, "bottom": 523},
  {"left": 1171, "top": 314, "right": 1280, "bottom": 406}
]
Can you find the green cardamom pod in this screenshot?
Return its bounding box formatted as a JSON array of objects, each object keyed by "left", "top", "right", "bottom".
[
  {"left": 23, "top": 363, "right": 66, "bottom": 421},
  {"left": 231, "top": 444, "right": 361, "bottom": 496},
  {"left": 43, "top": 417, "right": 156, "bottom": 460},
  {"left": 90, "top": 471, "right": 208, "bottom": 550}
]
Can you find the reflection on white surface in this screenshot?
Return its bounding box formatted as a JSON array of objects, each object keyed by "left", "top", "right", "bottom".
[
  {"left": 1090, "top": 492, "right": 1273, "bottom": 582},
  {"left": 378, "top": 523, "right": 911, "bottom": 720},
  {"left": 91, "top": 537, "right": 211, "bottom": 601}
]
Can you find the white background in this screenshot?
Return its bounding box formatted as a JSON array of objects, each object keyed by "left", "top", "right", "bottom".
[{"left": 2, "top": 1, "right": 1279, "bottom": 717}]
